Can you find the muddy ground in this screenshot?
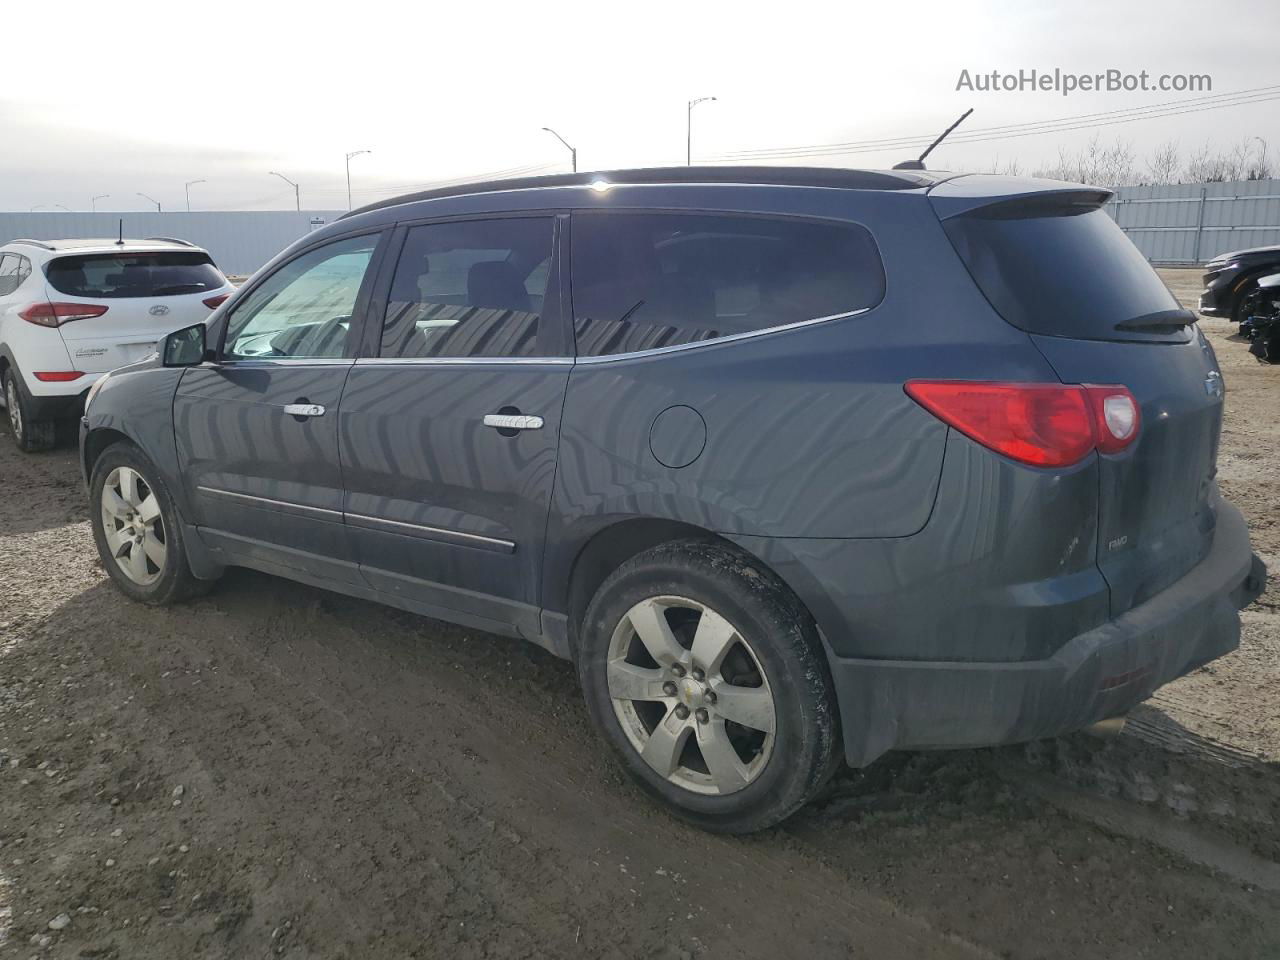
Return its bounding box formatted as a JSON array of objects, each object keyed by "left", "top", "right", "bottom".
[{"left": 0, "top": 268, "right": 1277, "bottom": 959}]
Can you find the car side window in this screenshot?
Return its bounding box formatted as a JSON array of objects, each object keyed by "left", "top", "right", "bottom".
[
  {"left": 0, "top": 255, "right": 19, "bottom": 297},
  {"left": 222, "top": 233, "right": 380, "bottom": 360},
  {"left": 379, "top": 217, "right": 555, "bottom": 359},
  {"left": 571, "top": 212, "right": 885, "bottom": 357},
  {"left": 15, "top": 255, "right": 30, "bottom": 287}
]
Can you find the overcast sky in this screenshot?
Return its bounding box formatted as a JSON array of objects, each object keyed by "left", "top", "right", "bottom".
[{"left": 3, "top": 0, "right": 1278, "bottom": 212}]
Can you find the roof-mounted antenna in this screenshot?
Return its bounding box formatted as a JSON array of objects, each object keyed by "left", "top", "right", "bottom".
[
  {"left": 893, "top": 108, "right": 973, "bottom": 171},
  {"left": 116, "top": 218, "right": 124, "bottom": 246}
]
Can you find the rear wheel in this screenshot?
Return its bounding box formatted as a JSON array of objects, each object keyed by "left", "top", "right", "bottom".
[
  {"left": 3, "top": 368, "right": 56, "bottom": 452},
  {"left": 89, "top": 442, "right": 216, "bottom": 604},
  {"left": 578, "top": 540, "right": 841, "bottom": 833}
]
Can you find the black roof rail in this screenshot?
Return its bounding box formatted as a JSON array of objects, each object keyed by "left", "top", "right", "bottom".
[
  {"left": 9, "top": 238, "right": 55, "bottom": 251},
  {"left": 340, "top": 165, "right": 944, "bottom": 220},
  {"left": 145, "top": 236, "right": 196, "bottom": 247}
]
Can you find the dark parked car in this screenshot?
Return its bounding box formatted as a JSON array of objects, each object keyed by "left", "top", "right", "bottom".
[
  {"left": 1239, "top": 271, "right": 1280, "bottom": 364},
  {"left": 80, "top": 167, "right": 1267, "bottom": 833},
  {"left": 1200, "top": 243, "right": 1280, "bottom": 322}
]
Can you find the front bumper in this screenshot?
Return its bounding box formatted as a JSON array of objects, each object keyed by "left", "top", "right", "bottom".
[
  {"left": 1198, "top": 267, "right": 1238, "bottom": 316},
  {"left": 829, "top": 501, "right": 1265, "bottom": 766}
]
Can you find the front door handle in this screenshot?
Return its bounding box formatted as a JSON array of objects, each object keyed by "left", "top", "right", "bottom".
[
  {"left": 283, "top": 403, "right": 326, "bottom": 418},
  {"left": 483, "top": 413, "right": 543, "bottom": 431}
]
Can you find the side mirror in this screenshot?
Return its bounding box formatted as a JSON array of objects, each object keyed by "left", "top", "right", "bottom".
[{"left": 162, "top": 322, "right": 208, "bottom": 367}]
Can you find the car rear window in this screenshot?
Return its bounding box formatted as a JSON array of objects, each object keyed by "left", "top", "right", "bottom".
[
  {"left": 572, "top": 212, "right": 885, "bottom": 357},
  {"left": 942, "top": 198, "right": 1183, "bottom": 340},
  {"left": 46, "top": 252, "right": 225, "bottom": 299}
]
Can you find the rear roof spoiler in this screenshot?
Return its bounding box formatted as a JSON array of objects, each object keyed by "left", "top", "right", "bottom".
[{"left": 927, "top": 174, "right": 1113, "bottom": 220}]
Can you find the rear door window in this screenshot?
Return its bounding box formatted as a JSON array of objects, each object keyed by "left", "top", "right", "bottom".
[
  {"left": 46, "top": 252, "right": 226, "bottom": 299},
  {"left": 941, "top": 200, "right": 1185, "bottom": 341},
  {"left": 571, "top": 212, "right": 884, "bottom": 357},
  {"left": 379, "top": 217, "right": 555, "bottom": 359}
]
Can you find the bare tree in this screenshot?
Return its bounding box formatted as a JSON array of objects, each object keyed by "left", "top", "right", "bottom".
[
  {"left": 1031, "top": 135, "right": 1137, "bottom": 187},
  {"left": 1145, "top": 141, "right": 1181, "bottom": 184}
]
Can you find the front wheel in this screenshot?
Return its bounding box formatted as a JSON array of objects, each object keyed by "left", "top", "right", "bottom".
[
  {"left": 578, "top": 540, "right": 841, "bottom": 833},
  {"left": 89, "top": 442, "right": 216, "bottom": 604}
]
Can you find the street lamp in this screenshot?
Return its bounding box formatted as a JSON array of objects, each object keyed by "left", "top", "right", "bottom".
[
  {"left": 92, "top": 194, "right": 110, "bottom": 213},
  {"left": 137, "top": 192, "right": 161, "bottom": 212},
  {"left": 541, "top": 127, "right": 578, "bottom": 172},
  {"left": 687, "top": 96, "right": 717, "bottom": 166},
  {"left": 30, "top": 203, "right": 71, "bottom": 212},
  {"left": 345, "top": 150, "right": 371, "bottom": 210},
  {"left": 269, "top": 171, "right": 301, "bottom": 211},
  {"left": 185, "top": 179, "right": 206, "bottom": 212}
]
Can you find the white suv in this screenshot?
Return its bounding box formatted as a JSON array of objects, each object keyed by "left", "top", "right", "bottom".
[{"left": 0, "top": 237, "right": 234, "bottom": 451}]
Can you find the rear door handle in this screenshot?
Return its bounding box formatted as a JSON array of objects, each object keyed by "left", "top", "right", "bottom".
[
  {"left": 283, "top": 403, "right": 326, "bottom": 417},
  {"left": 483, "top": 413, "right": 543, "bottom": 431}
]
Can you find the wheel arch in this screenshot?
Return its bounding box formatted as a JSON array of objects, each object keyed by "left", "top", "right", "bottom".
[
  {"left": 82, "top": 426, "right": 133, "bottom": 482},
  {"left": 1228, "top": 264, "right": 1280, "bottom": 317},
  {"left": 558, "top": 517, "right": 828, "bottom": 668}
]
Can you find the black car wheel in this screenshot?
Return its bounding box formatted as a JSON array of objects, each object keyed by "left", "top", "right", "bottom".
[
  {"left": 3, "top": 367, "right": 56, "bottom": 453},
  {"left": 578, "top": 539, "right": 841, "bottom": 833}
]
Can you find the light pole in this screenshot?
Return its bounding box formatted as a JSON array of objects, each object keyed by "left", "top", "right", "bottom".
[
  {"left": 269, "top": 171, "right": 301, "bottom": 211},
  {"left": 345, "top": 150, "right": 371, "bottom": 210},
  {"left": 687, "top": 96, "right": 717, "bottom": 166},
  {"left": 31, "top": 204, "right": 71, "bottom": 211},
  {"left": 92, "top": 194, "right": 109, "bottom": 213},
  {"left": 137, "top": 192, "right": 161, "bottom": 212},
  {"left": 185, "top": 179, "right": 206, "bottom": 212},
  {"left": 541, "top": 127, "right": 578, "bottom": 172}
]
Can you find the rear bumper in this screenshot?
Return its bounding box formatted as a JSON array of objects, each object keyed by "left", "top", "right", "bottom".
[
  {"left": 830, "top": 501, "right": 1265, "bottom": 766},
  {"left": 26, "top": 385, "right": 91, "bottom": 420}
]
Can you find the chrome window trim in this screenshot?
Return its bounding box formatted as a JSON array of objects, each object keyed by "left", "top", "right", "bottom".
[
  {"left": 214, "top": 358, "right": 354, "bottom": 368},
  {"left": 354, "top": 356, "right": 572, "bottom": 366},
  {"left": 346, "top": 512, "right": 516, "bottom": 552},
  {"left": 573, "top": 306, "right": 872, "bottom": 364},
  {"left": 196, "top": 486, "right": 343, "bottom": 519}
]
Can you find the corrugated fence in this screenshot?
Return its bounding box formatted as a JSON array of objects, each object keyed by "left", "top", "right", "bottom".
[
  {"left": 5, "top": 181, "right": 1280, "bottom": 272},
  {"left": 1106, "top": 178, "right": 1280, "bottom": 265},
  {"left": 0, "top": 211, "right": 343, "bottom": 276}
]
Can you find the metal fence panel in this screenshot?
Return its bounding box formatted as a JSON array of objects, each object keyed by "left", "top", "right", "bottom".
[
  {"left": 1105, "top": 179, "right": 1280, "bottom": 265},
  {"left": 0, "top": 211, "right": 344, "bottom": 276}
]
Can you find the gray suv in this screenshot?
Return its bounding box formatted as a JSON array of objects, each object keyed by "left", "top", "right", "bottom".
[{"left": 81, "top": 167, "right": 1267, "bottom": 833}]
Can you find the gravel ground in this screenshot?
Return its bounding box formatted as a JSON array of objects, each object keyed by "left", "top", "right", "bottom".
[{"left": 0, "top": 268, "right": 1277, "bottom": 959}]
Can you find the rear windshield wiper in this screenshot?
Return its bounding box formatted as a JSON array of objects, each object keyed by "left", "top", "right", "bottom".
[{"left": 1114, "top": 308, "right": 1196, "bottom": 332}]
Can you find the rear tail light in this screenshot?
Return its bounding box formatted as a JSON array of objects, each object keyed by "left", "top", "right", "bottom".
[
  {"left": 33, "top": 371, "right": 86, "bottom": 382},
  {"left": 19, "top": 302, "right": 109, "bottom": 327},
  {"left": 1087, "top": 386, "right": 1140, "bottom": 453},
  {"left": 905, "top": 381, "right": 1140, "bottom": 467},
  {"left": 203, "top": 294, "right": 230, "bottom": 309}
]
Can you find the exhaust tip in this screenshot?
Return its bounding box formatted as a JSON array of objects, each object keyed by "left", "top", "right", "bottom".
[{"left": 1084, "top": 715, "right": 1128, "bottom": 739}]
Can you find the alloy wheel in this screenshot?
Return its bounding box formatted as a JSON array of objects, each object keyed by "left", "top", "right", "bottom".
[
  {"left": 100, "top": 466, "right": 167, "bottom": 586},
  {"left": 607, "top": 596, "right": 776, "bottom": 796}
]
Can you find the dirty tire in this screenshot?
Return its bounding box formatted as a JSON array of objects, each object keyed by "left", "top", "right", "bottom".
[
  {"left": 579, "top": 539, "right": 841, "bottom": 833},
  {"left": 4, "top": 367, "right": 56, "bottom": 452},
  {"left": 89, "top": 441, "right": 216, "bottom": 605}
]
